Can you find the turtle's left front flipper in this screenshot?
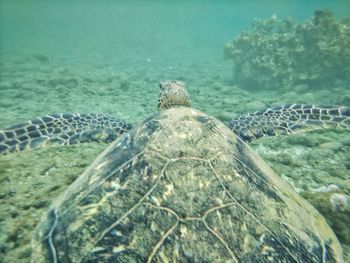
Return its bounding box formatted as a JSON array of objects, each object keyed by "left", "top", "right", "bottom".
[
  {"left": 226, "top": 104, "right": 350, "bottom": 142},
  {"left": 0, "top": 113, "right": 132, "bottom": 155}
]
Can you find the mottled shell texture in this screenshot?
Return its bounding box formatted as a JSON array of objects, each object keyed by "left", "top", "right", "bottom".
[{"left": 31, "top": 107, "right": 343, "bottom": 262}]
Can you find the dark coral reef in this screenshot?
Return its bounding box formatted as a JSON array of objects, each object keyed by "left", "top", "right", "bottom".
[{"left": 224, "top": 10, "right": 350, "bottom": 91}]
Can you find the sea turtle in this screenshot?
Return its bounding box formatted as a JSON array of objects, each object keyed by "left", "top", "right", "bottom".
[
  {"left": 0, "top": 84, "right": 349, "bottom": 154},
  {"left": 0, "top": 81, "right": 349, "bottom": 262}
]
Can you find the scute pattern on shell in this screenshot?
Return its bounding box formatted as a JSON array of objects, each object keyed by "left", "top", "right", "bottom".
[{"left": 31, "top": 107, "right": 343, "bottom": 263}]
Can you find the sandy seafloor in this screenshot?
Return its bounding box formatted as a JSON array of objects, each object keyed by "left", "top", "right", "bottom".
[{"left": 0, "top": 1, "right": 350, "bottom": 262}]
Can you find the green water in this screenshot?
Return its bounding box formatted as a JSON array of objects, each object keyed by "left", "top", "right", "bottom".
[
  {"left": 1, "top": 0, "right": 349, "bottom": 125},
  {"left": 0, "top": 0, "right": 350, "bottom": 262}
]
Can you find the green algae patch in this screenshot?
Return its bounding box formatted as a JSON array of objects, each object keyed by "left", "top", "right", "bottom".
[
  {"left": 301, "top": 191, "right": 350, "bottom": 262},
  {"left": 0, "top": 143, "right": 106, "bottom": 263},
  {"left": 251, "top": 130, "right": 350, "bottom": 259}
]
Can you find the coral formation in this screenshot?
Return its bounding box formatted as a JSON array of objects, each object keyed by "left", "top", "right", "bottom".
[
  {"left": 224, "top": 10, "right": 350, "bottom": 91},
  {"left": 330, "top": 193, "right": 349, "bottom": 212}
]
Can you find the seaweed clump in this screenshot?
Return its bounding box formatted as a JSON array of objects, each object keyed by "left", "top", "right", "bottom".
[{"left": 224, "top": 10, "right": 350, "bottom": 91}]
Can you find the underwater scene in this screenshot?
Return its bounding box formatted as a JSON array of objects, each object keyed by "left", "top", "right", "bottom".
[{"left": 0, "top": 0, "right": 350, "bottom": 262}]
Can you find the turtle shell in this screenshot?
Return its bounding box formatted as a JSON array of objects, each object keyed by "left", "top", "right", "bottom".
[{"left": 31, "top": 107, "right": 343, "bottom": 263}]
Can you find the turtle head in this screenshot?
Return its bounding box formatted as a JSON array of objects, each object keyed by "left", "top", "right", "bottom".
[{"left": 158, "top": 80, "right": 192, "bottom": 111}]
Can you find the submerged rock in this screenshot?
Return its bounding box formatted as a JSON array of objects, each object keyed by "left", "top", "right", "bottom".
[{"left": 32, "top": 54, "right": 50, "bottom": 63}]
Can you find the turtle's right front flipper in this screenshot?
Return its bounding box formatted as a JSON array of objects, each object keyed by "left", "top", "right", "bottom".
[
  {"left": 0, "top": 113, "right": 132, "bottom": 155},
  {"left": 226, "top": 104, "right": 350, "bottom": 142}
]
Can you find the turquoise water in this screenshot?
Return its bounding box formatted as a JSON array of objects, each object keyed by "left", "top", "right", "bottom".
[
  {"left": 0, "top": 1, "right": 350, "bottom": 262},
  {"left": 1, "top": 1, "right": 349, "bottom": 123},
  {"left": 1, "top": 0, "right": 349, "bottom": 125},
  {"left": 1, "top": 0, "right": 349, "bottom": 78}
]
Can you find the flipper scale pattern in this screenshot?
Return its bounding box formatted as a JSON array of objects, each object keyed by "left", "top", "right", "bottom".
[
  {"left": 0, "top": 113, "right": 131, "bottom": 154},
  {"left": 226, "top": 104, "right": 350, "bottom": 141}
]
